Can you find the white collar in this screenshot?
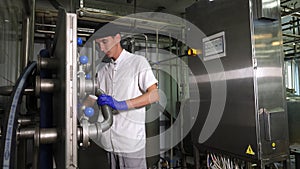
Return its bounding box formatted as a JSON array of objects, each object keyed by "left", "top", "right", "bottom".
[{"left": 112, "top": 49, "right": 127, "bottom": 64}]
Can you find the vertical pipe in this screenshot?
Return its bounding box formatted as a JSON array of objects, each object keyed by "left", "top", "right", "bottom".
[
  {"left": 30, "top": 0, "right": 35, "bottom": 61},
  {"left": 92, "top": 40, "right": 96, "bottom": 87},
  {"left": 80, "top": 0, "right": 84, "bottom": 8},
  {"left": 156, "top": 29, "right": 159, "bottom": 65},
  {"left": 143, "top": 34, "right": 148, "bottom": 60},
  {"left": 21, "top": 0, "right": 35, "bottom": 70},
  {"left": 168, "top": 32, "right": 174, "bottom": 168},
  {"left": 21, "top": 17, "right": 30, "bottom": 70}
]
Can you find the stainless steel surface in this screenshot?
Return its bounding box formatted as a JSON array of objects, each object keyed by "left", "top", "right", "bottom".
[
  {"left": 253, "top": 1, "right": 289, "bottom": 162},
  {"left": 78, "top": 91, "right": 113, "bottom": 147},
  {"left": 186, "top": 0, "right": 289, "bottom": 165},
  {"left": 254, "top": 0, "right": 280, "bottom": 20},
  {"left": 38, "top": 57, "right": 58, "bottom": 71},
  {"left": 39, "top": 128, "right": 58, "bottom": 144},
  {"left": 35, "top": 76, "right": 58, "bottom": 95},
  {"left": 78, "top": 72, "right": 94, "bottom": 97},
  {"left": 80, "top": 119, "right": 91, "bottom": 147},
  {"left": 52, "top": 9, "right": 78, "bottom": 169},
  {"left": 40, "top": 78, "right": 58, "bottom": 93},
  {"left": 18, "top": 116, "right": 35, "bottom": 126},
  {"left": 286, "top": 98, "right": 300, "bottom": 145},
  {"left": 18, "top": 128, "right": 35, "bottom": 139},
  {"left": 95, "top": 88, "right": 113, "bottom": 132},
  {"left": 85, "top": 80, "right": 94, "bottom": 94},
  {"left": 18, "top": 128, "right": 58, "bottom": 144}
]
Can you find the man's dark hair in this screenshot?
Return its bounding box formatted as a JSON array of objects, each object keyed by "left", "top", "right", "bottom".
[{"left": 92, "top": 23, "right": 128, "bottom": 40}]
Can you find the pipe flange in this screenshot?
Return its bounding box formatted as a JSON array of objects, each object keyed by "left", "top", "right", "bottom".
[
  {"left": 78, "top": 71, "right": 86, "bottom": 98},
  {"left": 80, "top": 119, "right": 90, "bottom": 148}
]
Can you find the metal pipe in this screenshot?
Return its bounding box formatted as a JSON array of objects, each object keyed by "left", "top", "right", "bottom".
[
  {"left": 80, "top": 0, "right": 84, "bottom": 8},
  {"left": 35, "top": 76, "right": 58, "bottom": 95},
  {"left": 36, "top": 29, "right": 91, "bottom": 37},
  {"left": 38, "top": 57, "right": 57, "bottom": 71},
  {"left": 18, "top": 128, "right": 58, "bottom": 144},
  {"left": 283, "top": 33, "right": 300, "bottom": 39},
  {"left": 0, "top": 86, "right": 33, "bottom": 96},
  {"left": 18, "top": 128, "right": 35, "bottom": 139},
  {"left": 18, "top": 116, "right": 36, "bottom": 126},
  {"left": 21, "top": 17, "right": 30, "bottom": 70},
  {"left": 282, "top": 23, "right": 300, "bottom": 31},
  {"left": 282, "top": 7, "right": 300, "bottom": 17},
  {"left": 39, "top": 128, "right": 58, "bottom": 144},
  {"left": 21, "top": 0, "right": 35, "bottom": 70},
  {"left": 131, "top": 34, "right": 148, "bottom": 58},
  {"left": 281, "top": 0, "right": 292, "bottom": 4},
  {"left": 95, "top": 88, "right": 113, "bottom": 131},
  {"left": 77, "top": 8, "right": 183, "bottom": 31},
  {"left": 85, "top": 80, "right": 94, "bottom": 93},
  {"left": 92, "top": 40, "right": 96, "bottom": 89},
  {"left": 35, "top": 23, "right": 56, "bottom": 28},
  {"left": 40, "top": 79, "right": 57, "bottom": 93},
  {"left": 81, "top": 88, "right": 114, "bottom": 145}
]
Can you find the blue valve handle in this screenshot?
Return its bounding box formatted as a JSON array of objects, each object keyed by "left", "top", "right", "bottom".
[
  {"left": 77, "top": 37, "right": 83, "bottom": 46},
  {"left": 85, "top": 73, "right": 91, "bottom": 80},
  {"left": 84, "top": 107, "right": 95, "bottom": 117},
  {"left": 79, "top": 56, "right": 89, "bottom": 64}
]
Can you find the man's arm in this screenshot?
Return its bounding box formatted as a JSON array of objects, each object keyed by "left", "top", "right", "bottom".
[
  {"left": 126, "top": 83, "right": 159, "bottom": 109},
  {"left": 97, "top": 84, "right": 159, "bottom": 110}
]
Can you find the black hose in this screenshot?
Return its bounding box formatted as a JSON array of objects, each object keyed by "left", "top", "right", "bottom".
[{"left": 0, "top": 61, "right": 37, "bottom": 169}]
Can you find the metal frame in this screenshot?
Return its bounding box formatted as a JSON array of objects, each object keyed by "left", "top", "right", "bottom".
[{"left": 52, "top": 8, "right": 77, "bottom": 169}]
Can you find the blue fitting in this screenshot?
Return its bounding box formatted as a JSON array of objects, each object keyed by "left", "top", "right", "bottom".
[
  {"left": 77, "top": 37, "right": 83, "bottom": 46},
  {"left": 85, "top": 73, "right": 91, "bottom": 80},
  {"left": 79, "top": 56, "right": 89, "bottom": 64},
  {"left": 84, "top": 107, "right": 94, "bottom": 117}
]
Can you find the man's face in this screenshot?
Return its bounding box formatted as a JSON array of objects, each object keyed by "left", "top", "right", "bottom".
[{"left": 95, "top": 35, "right": 119, "bottom": 58}]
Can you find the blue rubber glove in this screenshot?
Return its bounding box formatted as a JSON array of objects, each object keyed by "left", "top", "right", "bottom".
[{"left": 97, "top": 94, "right": 128, "bottom": 110}]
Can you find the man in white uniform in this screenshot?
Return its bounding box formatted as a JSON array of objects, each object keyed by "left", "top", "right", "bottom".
[{"left": 95, "top": 25, "right": 159, "bottom": 169}]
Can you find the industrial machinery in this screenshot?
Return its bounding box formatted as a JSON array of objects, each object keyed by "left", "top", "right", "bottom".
[
  {"left": 0, "top": 5, "right": 190, "bottom": 168},
  {"left": 186, "top": 0, "right": 290, "bottom": 168},
  {"left": 0, "top": 8, "right": 115, "bottom": 169},
  {"left": 0, "top": 0, "right": 295, "bottom": 168}
]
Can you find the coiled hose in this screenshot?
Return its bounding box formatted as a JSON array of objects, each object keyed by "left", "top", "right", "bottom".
[{"left": 0, "top": 61, "right": 37, "bottom": 169}]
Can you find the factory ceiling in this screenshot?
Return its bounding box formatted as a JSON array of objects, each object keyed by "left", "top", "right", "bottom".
[
  {"left": 35, "top": 0, "right": 196, "bottom": 16},
  {"left": 3, "top": 0, "right": 300, "bottom": 60},
  {"left": 33, "top": 0, "right": 197, "bottom": 40}
]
